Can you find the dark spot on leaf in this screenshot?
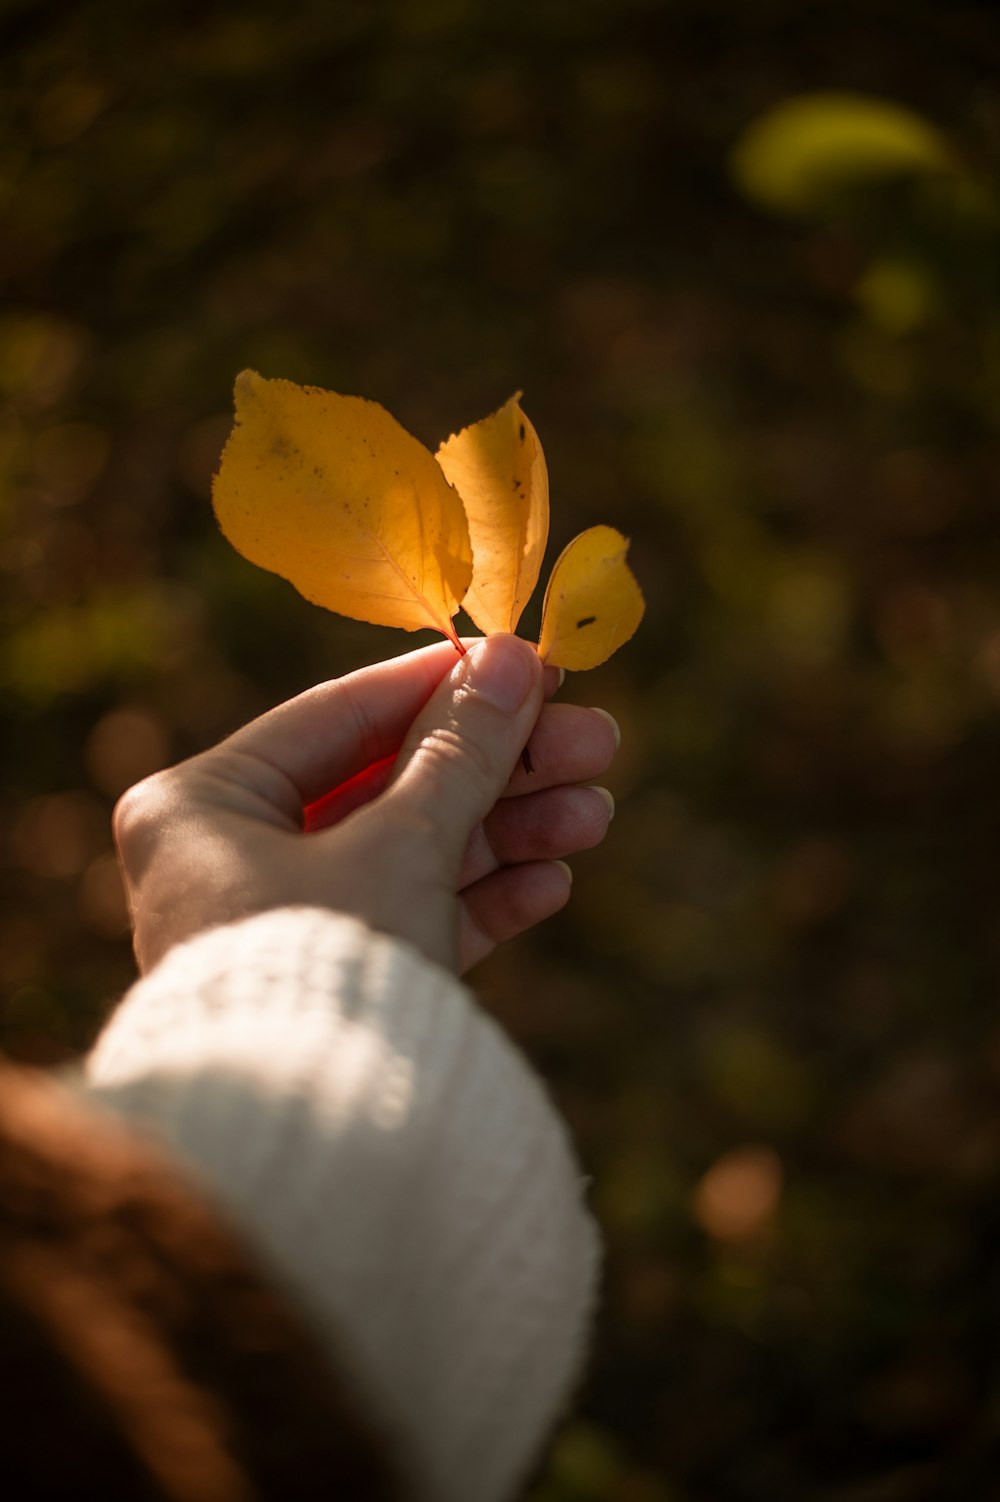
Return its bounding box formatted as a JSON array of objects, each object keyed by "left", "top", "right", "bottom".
[
  {"left": 513, "top": 478, "right": 522, "bottom": 490},
  {"left": 577, "top": 615, "right": 597, "bottom": 628},
  {"left": 519, "top": 423, "right": 526, "bottom": 443}
]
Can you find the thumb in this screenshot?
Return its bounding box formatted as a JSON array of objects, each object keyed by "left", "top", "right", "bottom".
[{"left": 387, "top": 634, "right": 543, "bottom": 868}]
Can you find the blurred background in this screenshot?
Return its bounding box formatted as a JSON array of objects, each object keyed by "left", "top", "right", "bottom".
[{"left": 3, "top": 2, "right": 1000, "bottom": 1497}]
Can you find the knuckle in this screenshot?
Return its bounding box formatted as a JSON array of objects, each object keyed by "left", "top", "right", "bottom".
[
  {"left": 111, "top": 769, "right": 179, "bottom": 858},
  {"left": 208, "top": 747, "right": 300, "bottom": 821},
  {"left": 111, "top": 778, "right": 153, "bottom": 846},
  {"left": 335, "top": 677, "right": 383, "bottom": 770},
  {"left": 419, "top": 723, "right": 496, "bottom": 793}
]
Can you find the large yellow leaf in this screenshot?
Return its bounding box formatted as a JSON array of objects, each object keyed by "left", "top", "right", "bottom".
[
  {"left": 435, "top": 393, "right": 549, "bottom": 635},
  {"left": 537, "top": 525, "right": 644, "bottom": 670},
  {"left": 212, "top": 371, "right": 473, "bottom": 645}
]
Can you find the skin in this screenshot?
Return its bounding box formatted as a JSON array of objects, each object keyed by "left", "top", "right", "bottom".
[{"left": 114, "top": 635, "right": 620, "bottom": 976}]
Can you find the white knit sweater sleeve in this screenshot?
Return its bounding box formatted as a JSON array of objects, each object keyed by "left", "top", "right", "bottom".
[{"left": 77, "top": 906, "right": 600, "bottom": 1502}]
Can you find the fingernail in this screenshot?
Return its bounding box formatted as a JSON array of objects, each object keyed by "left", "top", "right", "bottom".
[
  {"left": 463, "top": 635, "right": 537, "bottom": 712},
  {"left": 591, "top": 785, "right": 615, "bottom": 820},
  {"left": 553, "top": 859, "right": 573, "bottom": 885},
  {"left": 591, "top": 707, "right": 621, "bottom": 750}
]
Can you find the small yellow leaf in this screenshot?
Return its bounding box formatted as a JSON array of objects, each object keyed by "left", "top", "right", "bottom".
[
  {"left": 537, "top": 525, "right": 644, "bottom": 670},
  {"left": 212, "top": 371, "right": 472, "bottom": 644},
  {"left": 436, "top": 393, "right": 549, "bottom": 635}
]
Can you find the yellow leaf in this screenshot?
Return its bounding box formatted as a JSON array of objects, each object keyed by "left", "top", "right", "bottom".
[
  {"left": 212, "top": 371, "right": 472, "bottom": 645},
  {"left": 537, "top": 525, "right": 644, "bottom": 670},
  {"left": 435, "top": 393, "right": 549, "bottom": 634}
]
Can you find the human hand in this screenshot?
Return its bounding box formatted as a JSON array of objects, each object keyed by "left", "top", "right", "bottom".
[{"left": 114, "top": 635, "right": 619, "bottom": 976}]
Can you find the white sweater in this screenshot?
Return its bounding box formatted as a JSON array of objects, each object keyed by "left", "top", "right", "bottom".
[{"left": 77, "top": 906, "right": 599, "bottom": 1502}]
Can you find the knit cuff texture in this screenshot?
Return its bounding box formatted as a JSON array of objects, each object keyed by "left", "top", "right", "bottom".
[{"left": 79, "top": 907, "right": 600, "bottom": 1502}]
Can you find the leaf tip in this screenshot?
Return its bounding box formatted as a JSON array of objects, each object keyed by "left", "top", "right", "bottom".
[{"left": 233, "top": 368, "right": 266, "bottom": 411}]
